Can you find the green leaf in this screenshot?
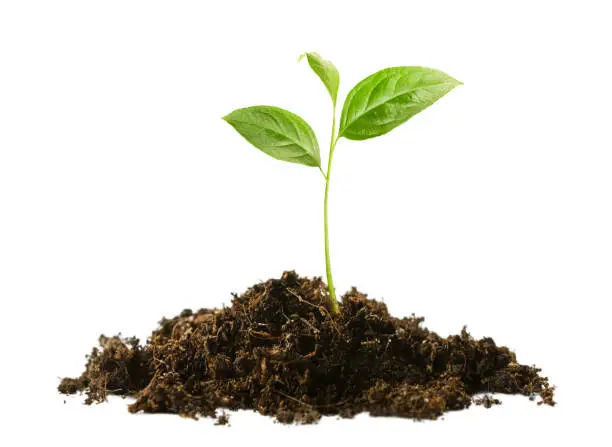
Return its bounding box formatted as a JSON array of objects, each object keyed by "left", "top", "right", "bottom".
[
  {"left": 223, "top": 106, "right": 321, "bottom": 167},
  {"left": 339, "top": 67, "right": 461, "bottom": 140},
  {"left": 299, "top": 52, "right": 340, "bottom": 105}
]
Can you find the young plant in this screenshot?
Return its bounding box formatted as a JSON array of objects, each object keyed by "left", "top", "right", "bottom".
[{"left": 223, "top": 53, "right": 461, "bottom": 314}]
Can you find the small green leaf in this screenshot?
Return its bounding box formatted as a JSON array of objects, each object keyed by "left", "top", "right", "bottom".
[
  {"left": 299, "top": 52, "right": 340, "bottom": 105},
  {"left": 339, "top": 67, "right": 461, "bottom": 140},
  {"left": 223, "top": 106, "right": 321, "bottom": 167}
]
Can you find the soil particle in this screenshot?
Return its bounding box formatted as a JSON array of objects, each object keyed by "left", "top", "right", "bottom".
[
  {"left": 473, "top": 395, "right": 502, "bottom": 408},
  {"left": 59, "top": 271, "right": 555, "bottom": 423},
  {"left": 215, "top": 412, "right": 230, "bottom": 426}
]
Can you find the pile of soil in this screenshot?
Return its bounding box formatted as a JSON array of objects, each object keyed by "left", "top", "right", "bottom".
[{"left": 59, "top": 271, "right": 555, "bottom": 424}]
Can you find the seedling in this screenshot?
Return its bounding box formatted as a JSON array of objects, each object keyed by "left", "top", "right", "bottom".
[{"left": 223, "top": 53, "right": 461, "bottom": 314}]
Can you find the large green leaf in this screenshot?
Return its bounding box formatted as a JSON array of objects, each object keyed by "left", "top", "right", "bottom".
[
  {"left": 223, "top": 106, "right": 321, "bottom": 167},
  {"left": 299, "top": 52, "right": 340, "bottom": 106},
  {"left": 339, "top": 67, "right": 461, "bottom": 140}
]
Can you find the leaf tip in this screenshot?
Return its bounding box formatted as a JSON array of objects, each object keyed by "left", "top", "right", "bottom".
[
  {"left": 221, "top": 111, "right": 236, "bottom": 124},
  {"left": 449, "top": 75, "right": 463, "bottom": 87}
]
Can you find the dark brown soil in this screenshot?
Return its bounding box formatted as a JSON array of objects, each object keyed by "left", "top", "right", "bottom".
[
  {"left": 59, "top": 271, "right": 554, "bottom": 423},
  {"left": 472, "top": 394, "right": 502, "bottom": 408}
]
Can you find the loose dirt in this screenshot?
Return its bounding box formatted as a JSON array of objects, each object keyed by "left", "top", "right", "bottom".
[{"left": 59, "top": 271, "right": 554, "bottom": 423}]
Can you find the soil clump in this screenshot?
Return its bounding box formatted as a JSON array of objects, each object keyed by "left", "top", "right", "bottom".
[{"left": 59, "top": 271, "right": 554, "bottom": 423}]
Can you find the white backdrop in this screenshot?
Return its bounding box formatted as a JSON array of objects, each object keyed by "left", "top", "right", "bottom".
[{"left": 1, "top": 0, "right": 610, "bottom": 445}]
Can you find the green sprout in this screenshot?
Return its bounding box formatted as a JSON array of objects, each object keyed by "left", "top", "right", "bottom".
[{"left": 223, "top": 53, "right": 461, "bottom": 314}]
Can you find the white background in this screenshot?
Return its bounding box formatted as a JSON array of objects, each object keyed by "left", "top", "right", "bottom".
[{"left": 1, "top": 0, "right": 610, "bottom": 445}]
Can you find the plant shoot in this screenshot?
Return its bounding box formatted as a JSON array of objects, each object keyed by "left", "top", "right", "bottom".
[{"left": 223, "top": 53, "right": 461, "bottom": 313}]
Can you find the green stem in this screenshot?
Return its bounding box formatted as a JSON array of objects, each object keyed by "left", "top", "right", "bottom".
[
  {"left": 324, "top": 108, "right": 339, "bottom": 314},
  {"left": 318, "top": 166, "right": 327, "bottom": 180}
]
